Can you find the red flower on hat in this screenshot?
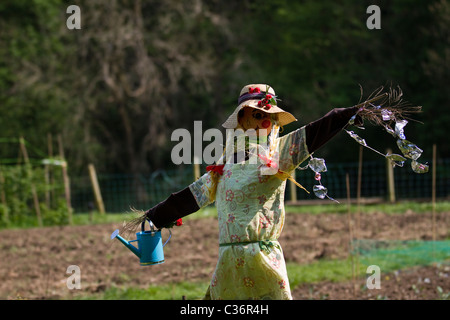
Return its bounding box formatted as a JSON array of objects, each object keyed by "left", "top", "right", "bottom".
[
  {"left": 255, "top": 92, "right": 276, "bottom": 110},
  {"left": 249, "top": 87, "right": 261, "bottom": 94}
]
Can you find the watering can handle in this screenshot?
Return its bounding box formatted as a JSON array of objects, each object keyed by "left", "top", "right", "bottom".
[
  {"left": 163, "top": 229, "right": 172, "bottom": 247},
  {"left": 142, "top": 219, "right": 156, "bottom": 232},
  {"left": 141, "top": 219, "right": 171, "bottom": 246}
]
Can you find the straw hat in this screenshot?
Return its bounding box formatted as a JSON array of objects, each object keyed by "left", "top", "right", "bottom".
[{"left": 222, "top": 84, "right": 297, "bottom": 129}]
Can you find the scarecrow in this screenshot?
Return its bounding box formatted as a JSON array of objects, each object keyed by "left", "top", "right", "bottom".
[{"left": 126, "top": 83, "right": 425, "bottom": 300}]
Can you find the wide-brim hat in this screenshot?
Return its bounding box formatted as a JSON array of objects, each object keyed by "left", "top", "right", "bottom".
[{"left": 222, "top": 84, "right": 297, "bottom": 129}]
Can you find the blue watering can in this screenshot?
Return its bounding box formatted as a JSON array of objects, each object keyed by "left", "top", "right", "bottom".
[{"left": 111, "top": 220, "right": 171, "bottom": 266}]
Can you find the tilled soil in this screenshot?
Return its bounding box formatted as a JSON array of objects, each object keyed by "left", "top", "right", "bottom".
[{"left": 0, "top": 210, "right": 448, "bottom": 300}]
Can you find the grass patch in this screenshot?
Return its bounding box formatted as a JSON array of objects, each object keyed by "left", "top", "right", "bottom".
[
  {"left": 2, "top": 201, "right": 449, "bottom": 230},
  {"left": 287, "top": 258, "right": 362, "bottom": 289},
  {"left": 77, "top": 252, "right": 449, "bottom": 300},
  {"left": 81, "top": 281, "right": 209, "bottom": 300},
  {"left": 286, "top": 200, "right": 450, "bottom": 215},
  {"left": 80, "top": 260, "right": 360, "bottom": 300}
]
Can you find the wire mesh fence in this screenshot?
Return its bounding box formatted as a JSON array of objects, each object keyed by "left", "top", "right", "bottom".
[
  {"left": 2, "top": 137, "right": 448, "bottom": 225},
  {"left": 70, "top": 158, "right": 450, "bottom": 213},
  {"left": 71, "top": 168, "right": 195, "bottom": 213}
]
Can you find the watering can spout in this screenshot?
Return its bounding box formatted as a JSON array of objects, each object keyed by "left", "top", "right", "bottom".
[{"left": 110, "top": 229, "right": 141, "bottom": 258}]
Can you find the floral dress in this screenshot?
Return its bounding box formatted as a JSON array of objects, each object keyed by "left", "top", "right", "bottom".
[{"left": 189, "top": 126, "right": 310, "bottom": 300}]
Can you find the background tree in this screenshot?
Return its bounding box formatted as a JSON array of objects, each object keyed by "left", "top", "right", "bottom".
[{"left": 0, "top": 0, "right": 447, "bottom": 178}]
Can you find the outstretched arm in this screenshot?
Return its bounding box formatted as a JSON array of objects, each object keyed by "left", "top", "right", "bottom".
[
  {"left": 145, "top": 170, "right": 215, "bottom": 229},
  {"left": 147, "top": 107, "right": 360, "bottom": 228},
  {"left": 305, "top": 106, "right": 360, "bottom": 153},
  {"left": 145, "top": 186, "right": 199, "bottom": 229}
]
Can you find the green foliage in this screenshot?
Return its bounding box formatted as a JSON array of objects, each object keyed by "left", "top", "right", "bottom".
[
  {"left": 0, "top": 0, "right": 448, "bottom": 175},
  {"left": 0, "top": 163, "right": 67, "bottom": 228},
  {"left": 41, "top": 200, "right": 69, "bottom": 226}
]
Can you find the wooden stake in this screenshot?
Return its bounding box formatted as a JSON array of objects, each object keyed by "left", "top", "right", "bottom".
[
  {"left": 386, "top": 148, "right": 396, "bottom": 203},
  {"left": 432, "top": 144, "right": 436, "bottom": 242},
  {"left": 193, "top": 156, "right": 200, "bottom": 181},
  {"left": 0, "top": 166, "right": 9, "bottom": 223},
  {"left": 45, "top": 133, "right": 54, "bottom": 209},
  {"left": 356, "top": 145, "right": 363, "bottom": 239},
  {"left": 346, "top": 173, "right": 356, "bottom": 297},
  {"left": 346, "top": 173, "right": 354, "bottom": 242},
  {"left": 58, "top": 134, "right": 73, "bottom": 224},
  {"left": 88, "top": 163, "right": 105, "bottom": 214},
  {"left": 290, "top": 170, "right": 297, "bottom": 202},
  {"left": 356, "top": 145, "right": 363, "bottom": 279},
  {"left": 19, "top": 137, "right": 43, "bottom": 227}
]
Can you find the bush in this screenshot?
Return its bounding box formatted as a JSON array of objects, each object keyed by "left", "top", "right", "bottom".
[{"left": 0, "top": 163, "right": 68, "bottom": 228}]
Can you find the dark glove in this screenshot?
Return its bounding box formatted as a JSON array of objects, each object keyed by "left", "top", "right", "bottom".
[{"left": 145, "top": 186, "right": 200, "bottom": 229}]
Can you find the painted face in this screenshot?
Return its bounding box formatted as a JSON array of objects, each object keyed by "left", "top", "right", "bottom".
[{"left": 238, "top": 107, "right": 272, "bottom": 136}]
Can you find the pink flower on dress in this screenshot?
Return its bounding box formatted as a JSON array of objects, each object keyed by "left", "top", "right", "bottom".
[
  {"left": 271, "top": 256, "right": 281, "bottom": 268},
  {"left": 235, "top": 257, "right": 245, "bottom": 268},
  {"left": 260, "top": 215, "right": 271, "bottom": 229},
  {"left": 225, "top": 170, "right": 232, "bottom": 178},
  {"left": 243, "top": 277, "right": 255, "bottom": 288},
  {"left": 257, "top": 194, "right": 267, "bottom": 204},
  {"left": 258, "top": 175, "right": 269, "bottom": 183},
  {"left": 225, "top": 189, "right": 234, "bottom": 201},
  {"left": 278, "top": 280, "right": 286, "bottom": 289},
  {"left": 227, "top": 213, "right": 235, "bottom": 223}
]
